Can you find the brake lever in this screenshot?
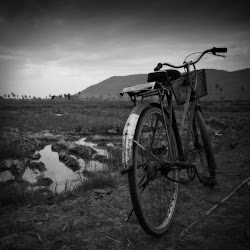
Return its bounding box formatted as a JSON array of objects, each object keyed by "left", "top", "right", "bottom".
[{"left": 214, "top": 53, "right": 226, "bottom": 58}]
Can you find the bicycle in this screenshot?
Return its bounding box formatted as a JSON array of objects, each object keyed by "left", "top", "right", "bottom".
[{"left": 120, "top": 47, "right": 227, "bottom": 236}]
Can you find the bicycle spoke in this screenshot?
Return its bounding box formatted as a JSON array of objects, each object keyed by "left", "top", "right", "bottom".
[{"left": 134, "top": 139, "right": 165, "bottom": 166}]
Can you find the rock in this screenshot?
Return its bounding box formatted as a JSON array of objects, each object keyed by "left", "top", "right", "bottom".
[{"left": 29, "top": 161, "right": 47, "bottom": 172}]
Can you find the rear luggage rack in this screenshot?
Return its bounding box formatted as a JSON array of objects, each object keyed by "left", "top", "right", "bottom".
[{"left": 120, "top": 82, "right": 159, "bottom": 99}]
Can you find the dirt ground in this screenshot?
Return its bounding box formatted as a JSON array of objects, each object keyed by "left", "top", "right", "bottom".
[{"left": 0, "top": 101, "right": 250, "bottom": 249}]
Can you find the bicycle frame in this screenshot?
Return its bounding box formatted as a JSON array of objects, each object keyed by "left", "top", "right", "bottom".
[
  {"left": 121, "top": 87, "right": 198, "bottom": 176},
  {"left": 156, "top": 80, "right": 200, "bottom": 172}
]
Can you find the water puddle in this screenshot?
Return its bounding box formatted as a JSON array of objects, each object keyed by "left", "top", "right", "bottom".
[
  {"left": 0, "top": 170, "right": 15, "bottom": 182},
  {"left": 22, "top": 138, "right": 111, "bottom": 192},
  {"left": 75, "top": 138, "right": 108, "bottom": 156}
]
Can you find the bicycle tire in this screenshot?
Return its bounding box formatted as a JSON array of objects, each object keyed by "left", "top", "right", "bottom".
[
  {"left": 192, "top": 109, "right": 217, "bottom": 185},
  {"left": 128, "top": 106, "right": 180, "bottom": 236}
]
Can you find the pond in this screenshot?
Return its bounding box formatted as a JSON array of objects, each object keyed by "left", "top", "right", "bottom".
[{"left": 21, "top": 138, "right": 112, "bottom": 193}]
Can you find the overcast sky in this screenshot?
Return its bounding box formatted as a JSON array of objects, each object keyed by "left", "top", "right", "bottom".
[{"left": 0, "top": 0, "right": 249, "bottom": 98}]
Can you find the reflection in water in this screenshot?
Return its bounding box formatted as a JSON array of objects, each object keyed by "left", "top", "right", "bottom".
[
  {"left": 75, "top": 137, "right": 109, "bottom": 171},
  {"left": 75, "top": 138, "right": 108, "bottom": 156},
  {"left": 22, "top": 145, "right": 86, "bottom": 192},
  {"left": 22, "top": 138, "right": 110, "bottom": 192}
]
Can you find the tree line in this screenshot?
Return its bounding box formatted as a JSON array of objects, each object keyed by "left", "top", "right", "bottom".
[{"left": 1, "top": 93, "right": 74, "bottom": 100}]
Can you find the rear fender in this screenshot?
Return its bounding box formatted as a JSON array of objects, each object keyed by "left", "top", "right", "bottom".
[{"left": 122, "top": 101, "right": 158, "bottom": 170}]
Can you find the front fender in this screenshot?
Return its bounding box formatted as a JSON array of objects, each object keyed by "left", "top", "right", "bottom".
[{"left": 122, "top": 100, "right": 158, "bottom": 171}]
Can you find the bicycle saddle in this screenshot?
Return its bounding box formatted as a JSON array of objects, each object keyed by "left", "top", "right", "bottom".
[
  {"left": 166, "top": 69, "right": 182, "bottom": 81},
  {"left": 147, "top": 69, "right": 181, "bottom": 86}
]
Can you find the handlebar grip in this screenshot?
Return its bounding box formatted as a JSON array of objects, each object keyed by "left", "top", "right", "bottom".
[
  {"left": 212, "top": 47, "right": 227, "bottom": 53},
  {"left": 154, "top": 63, "right": 162, "bottom": 71}
]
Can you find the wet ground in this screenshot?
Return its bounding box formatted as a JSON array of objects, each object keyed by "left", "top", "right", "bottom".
[
  {"left": 0, "top": 101, "right": 250, "bottom": 249},
  {"left": 0, "top": 134, "right": 122, "bottom": 192}
]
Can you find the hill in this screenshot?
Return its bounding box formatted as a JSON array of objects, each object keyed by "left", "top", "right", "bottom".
[{"left": 76, "top": 69, "right": 250, "bottom": 101}]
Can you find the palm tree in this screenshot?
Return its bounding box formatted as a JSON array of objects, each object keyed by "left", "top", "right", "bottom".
[
  {"left": 219, "top": 87, "right": 223, "bottom": 100},
  {"left": 241, "top": 86, "right": 244, "bottom": 100},
  {"left": 215, "top": 83, "right": 219, "bottom": 101}
]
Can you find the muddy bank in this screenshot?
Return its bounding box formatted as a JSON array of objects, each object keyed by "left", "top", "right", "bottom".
[{"left": 0, "top": 129, "right": 122, "bottom": 193}]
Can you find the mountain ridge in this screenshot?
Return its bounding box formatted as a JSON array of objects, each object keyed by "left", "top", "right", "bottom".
[{"left": 76, "top": 68, "right": 250, "bottom": 101}]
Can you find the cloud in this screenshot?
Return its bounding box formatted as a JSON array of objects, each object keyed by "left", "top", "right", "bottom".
[{"left": 0, "top": 0, "right": 249, "bottom": 98}]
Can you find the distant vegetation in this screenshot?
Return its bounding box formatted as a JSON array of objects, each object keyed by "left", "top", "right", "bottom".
[
  {"left": 2, "top": 93, "right": 75, "bottom": 100},
  {"left": 76, "top": 68, "right": 250, "bottom": 101}
]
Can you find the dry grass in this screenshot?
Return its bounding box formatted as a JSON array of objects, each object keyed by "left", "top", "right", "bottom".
[{"left": 0, "top": 99, "right": 131, "bottom": 134}]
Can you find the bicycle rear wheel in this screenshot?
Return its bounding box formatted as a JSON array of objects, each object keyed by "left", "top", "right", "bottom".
[
  {"left": 192, "top": 109, "right": 217, "bottom": 186},
  {"left": 128, "top": 106, "right": 179, "bottom": 236}
]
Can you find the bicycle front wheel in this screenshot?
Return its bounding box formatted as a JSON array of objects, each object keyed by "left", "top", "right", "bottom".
[
  {"left": 128, "top": 106, "right": 179, "bottom": 236},
  {"left": 192, "top": 109, "right": 217, "bottom": 186}
]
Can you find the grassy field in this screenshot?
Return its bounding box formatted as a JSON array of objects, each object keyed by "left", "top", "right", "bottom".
[
  {"left": 1, "top": 99, "right": 250, "bottom": 201},
  {"left": 0, "top": 99, "right": 132, "bottom": 134},
  {"left": 2, "top": 98, "right": 248, "bottom": 133},
  {"left": 0, "top": 99, "right": 250, "bottom": 249},
  {"left": 0, "top": 99, "right": 134, "bottom": 206},
  {"left": 1, "top": 98, "right": 249, "bottom": 161}
]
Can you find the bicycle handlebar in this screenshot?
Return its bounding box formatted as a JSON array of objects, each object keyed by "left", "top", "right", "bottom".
[
  {"left": 154, "top": 47, "right": 227, "bottom": 71},
  {"left": 211, "top": 47, "right": 227, "bottom": 54}
]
